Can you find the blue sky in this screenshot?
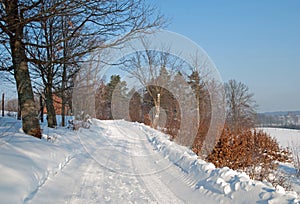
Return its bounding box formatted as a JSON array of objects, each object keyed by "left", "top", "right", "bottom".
[{"left": 151, "top": 0, "right": 300, "bottom": 112}]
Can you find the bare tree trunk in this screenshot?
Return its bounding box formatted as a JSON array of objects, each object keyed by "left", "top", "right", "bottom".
[
  {"left": 61, "top": 94, "right": 66, "bottom": 127},
  {"left": 196, "top": 96, "right": 200, "bottom": 126},
  {"left": 61, "top": 17, "right": 67, "bottom": 127},
  {"left": 42, "top": 15, "right": 57, "bottom": 128},
  {"left": 12, "top": 40, "right": 41, "bottom": 138},
  {"left": 45, "top": 85, "right": 57, "bottom": 128},
  {"left": 3, "top": 0, "right": 41, "bottom": 138},
  {"left": 40, "top": 95, "right": 44, "bottom": 123},
  {"left": 152, "top": 93, "right": 161, "bottom": 129},
  {"left": 61, "top": 65, "right": 66, "bottom": 127}
]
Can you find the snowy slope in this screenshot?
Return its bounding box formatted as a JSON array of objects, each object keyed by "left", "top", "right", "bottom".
[{"left": 0, "top": 117, "right": 299, "bottom": 204}]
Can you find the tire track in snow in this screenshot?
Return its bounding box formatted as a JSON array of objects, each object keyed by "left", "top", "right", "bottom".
[
  {"left": 102, "top": 123, "right": 158, "bottom": 203},
  {"left": 68, "top": 158, "right": 106, "bottom": 204},
  {"left": 113, "top": 122, "right": 184, "bottom": 204},
  {"left": 69, "top": 122, "right": 156, "bottom": 203}
]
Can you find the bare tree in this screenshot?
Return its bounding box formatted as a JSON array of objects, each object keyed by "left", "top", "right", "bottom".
[
  {"left": 225, "top": 79, "right": 256, "bottom": 132},
  {"left": 122, "top": 41, "right": 181, "bottom": 128},
  {"left": 0, "top": 0, "right": 165, "bottom": 133},
  {"left": 0, "top": 0, "right": 41, "bottom": 137}
]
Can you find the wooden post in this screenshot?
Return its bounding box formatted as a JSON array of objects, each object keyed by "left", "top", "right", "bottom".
[
  {"left": 2, "top": 93, "right": 4, "bottom": 117},
  {"left": 40, "top": 95, "right": 44, "bottom": 123}
]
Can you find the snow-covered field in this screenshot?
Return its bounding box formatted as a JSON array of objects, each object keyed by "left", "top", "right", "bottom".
[
  {"left": 262, "top": 128, "right": 300, "bottom": 148},
  {"left": 0, "top": 116, "right": 299, "bottom": 204}
]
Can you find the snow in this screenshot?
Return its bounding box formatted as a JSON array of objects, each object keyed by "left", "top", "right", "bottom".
[
  {"left": 0, "top": 116, "right": 299, "bottom": 203},
  {"left": 262, "top": 127, "right": 300, "bottom": 148},
  {"left": 262, "top": 127, "right": 300, "bottom": 196},
  {"left": 0, "top": 116, "right": 80, "bottom": 204}
]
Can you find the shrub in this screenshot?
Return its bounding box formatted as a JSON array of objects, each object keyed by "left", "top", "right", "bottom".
[{"left": 207, "top": 126, "right": 291, "bottom": 187}]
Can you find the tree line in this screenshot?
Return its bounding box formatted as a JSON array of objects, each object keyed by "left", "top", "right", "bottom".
[
  {"left": 0, "top": 0, "right": 257, "bottom": 142},
  {"left": 93, "top": 62, "right": 257, "bottom": 150},
  {"left": 257, "top": 112, "right": 300, "bottom": 129}
]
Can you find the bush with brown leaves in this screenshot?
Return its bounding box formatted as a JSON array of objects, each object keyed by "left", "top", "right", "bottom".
[{"left": 206, "top": 126, "right": 291, "bottom": 187}]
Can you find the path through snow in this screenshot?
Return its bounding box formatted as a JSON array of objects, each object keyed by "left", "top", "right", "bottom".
[{"left": 30, "top": 120, "right": 230, "bottom": 203}]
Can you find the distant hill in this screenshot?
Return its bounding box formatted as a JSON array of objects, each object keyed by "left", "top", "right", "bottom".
[
  {"left": 257, "top": 111, "right": 300, "bottom": 129},
  {"left": 260, "top": 111, "right": 300, "bottom": 116}
]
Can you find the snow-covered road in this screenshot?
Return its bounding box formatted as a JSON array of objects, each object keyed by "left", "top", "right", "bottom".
[{"left": 30, "top": 120, "right": 224, "bottom": 203}]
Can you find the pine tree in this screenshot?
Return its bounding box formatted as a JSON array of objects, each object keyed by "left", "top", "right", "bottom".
[{"left": 128, "top": 88, "right": 142, "bottom": 122}]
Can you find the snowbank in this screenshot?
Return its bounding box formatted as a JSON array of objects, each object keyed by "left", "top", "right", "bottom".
[
  {"left": 139, "top": 123, "right": 299, "bottom": 203},
  {"left": 0, "top": 117, "right": 79, "bottom": 204}
]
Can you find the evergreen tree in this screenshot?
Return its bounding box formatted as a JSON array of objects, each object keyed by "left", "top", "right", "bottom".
[
  {"left": 95, "top": 81, "right": 109, "bottom": 119},
  {"left": 95, "top": 75, "right": 129, "bottom": 120}
]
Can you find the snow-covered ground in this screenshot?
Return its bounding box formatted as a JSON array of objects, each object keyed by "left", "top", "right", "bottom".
[
  {"left": 262, "top": 127, "right": 300, "bottom": 196},
  {"left": 0, "top": 116, "right": 299, "bottom": 204}
]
